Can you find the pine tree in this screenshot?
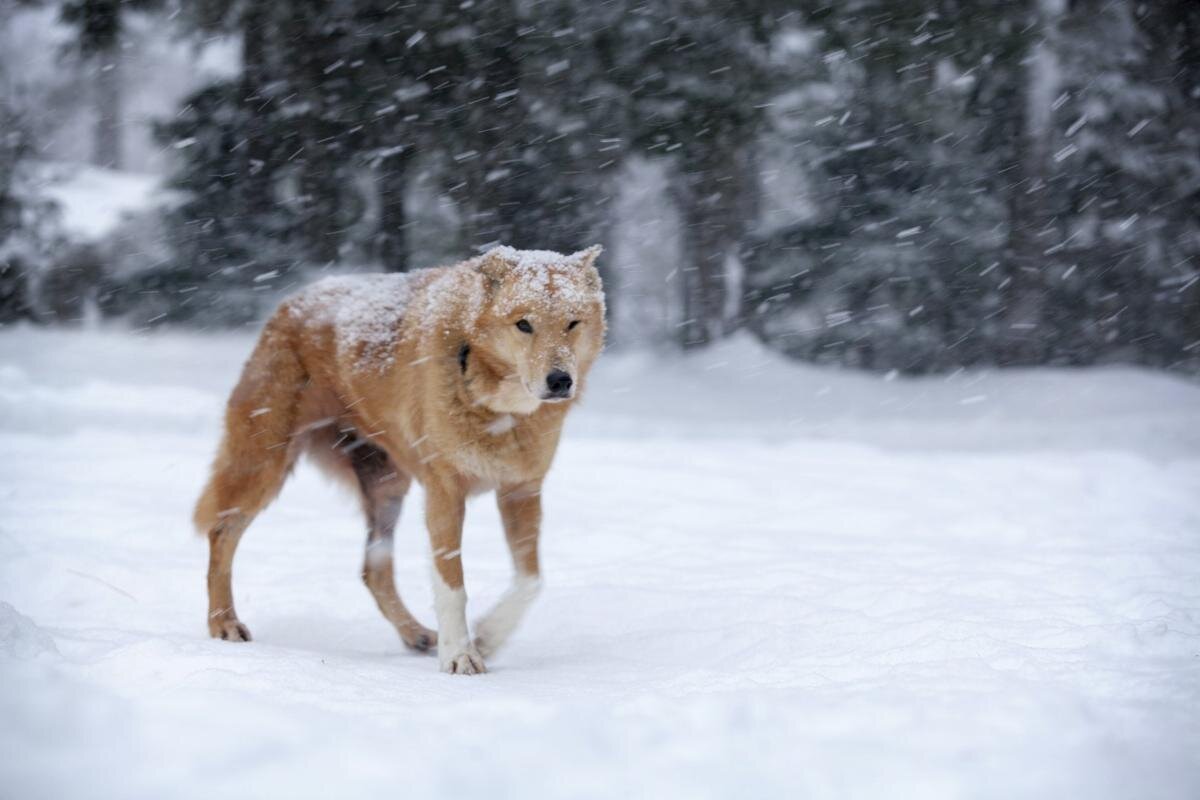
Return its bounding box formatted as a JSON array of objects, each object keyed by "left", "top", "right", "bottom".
[
  {"left": 608, "top": 0, "right": 774, "bottom": 347},
  {"left": 58, "top": 0, "right": 162, "bottom": 169},
  {"left": 1040, "top": 0, "right": 1200, "bottom": 369}
]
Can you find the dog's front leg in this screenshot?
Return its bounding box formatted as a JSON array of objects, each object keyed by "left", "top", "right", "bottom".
[
  {"left": 475, "top": 482, "right": 543, "bottom": 659},
  {"left": 425, "top": 476, "right": 485, "bottom": 674}
]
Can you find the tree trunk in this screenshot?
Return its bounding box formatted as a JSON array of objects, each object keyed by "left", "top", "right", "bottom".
[
  {"left": 677, "top": 196, "right": 725, "bottom": 349},
  {"left": 1003, "top": 0, "right": 1064, "bottom": 364},
  {"left": 239, "top": 0, "right": 272, "bottom": 221},
  {"left": 93, "top": 49, "right": 121, "bottom": 169},
  {"left": 285, "top": 1, "right": 342, "bottom": 265},
  {"left": 377, "top": 150, "right": 412, "bottom": 271},
  {"left": 455, "top": 1, "right": 548, "bottom": 251},
  {"left": 674, "top": 143, "right": 757, "bottom": 349},
  {"left": 299, "top": 148, "right": 342, "bottom": 265}
]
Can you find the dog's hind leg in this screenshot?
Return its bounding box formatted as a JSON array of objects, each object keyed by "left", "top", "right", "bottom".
[
  {"left": 206, "top": 515, "right": 254, "bottom": 641},
  {"left": 347, "top": 436, "right": 437, "bottom": 653},
  {"left": 201, "top": 442, "right": 298, "bottom": 641},
  {"left": 195, "top": 322, "right": 306, "bottom": 642}
]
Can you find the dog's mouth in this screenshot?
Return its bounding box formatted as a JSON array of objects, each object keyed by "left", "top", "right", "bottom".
[
  {"left": 533, "top": 380, "right": 575, "bottom": 403},
  {"left": 539, "top": 392, "right": 574, "bottom": 403},
  {"left": 512, "top": 379, "right": 556, "bottom": 408}
]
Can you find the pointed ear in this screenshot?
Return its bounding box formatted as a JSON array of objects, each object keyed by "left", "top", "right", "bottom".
[
  {"left": 570, "top": 245, "right": 603, "bottom": 292},
  {"left": 475, "top": 247, "right": 512, "bottom": 288},
  {"left": 571, "top": 244, "right": 603, "bottom": 270}
]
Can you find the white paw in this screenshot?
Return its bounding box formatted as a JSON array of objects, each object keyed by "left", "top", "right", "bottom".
[
  {"left": 473, "top": 632, "right": 499, "bottom": 660},
  {"left": 440, "top": 645, "right": 487, "bottom": 675},
  {"left": 473, "top": 616, "right": 515, "bottom": 659},
  {"left": 474, "top": 576, "right": 541, "bottom": 659}
]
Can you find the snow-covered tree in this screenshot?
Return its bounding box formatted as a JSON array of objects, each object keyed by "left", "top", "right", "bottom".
[
  {"left": 76, "top": 0, "right": 1197, "bottom": 372},
  {"left": 57, "top": 0, "right": 163, "bottom": 169}
]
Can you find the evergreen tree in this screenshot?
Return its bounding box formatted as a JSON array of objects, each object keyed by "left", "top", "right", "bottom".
[
  {"left": 743, "top": 2, "right": 1014, "bottom": 371},
  {"left": 58, "top": 0, "right": 161, "bottom": 168},
  {"left": 90, "top": 0, "right": 1196, "bottom": 372},
  {"left": 1039, "top": 0, "right": 1200, "bottom": 369},
  {"left": 609, "top": 0, "right": 774, "bottom": 347}
]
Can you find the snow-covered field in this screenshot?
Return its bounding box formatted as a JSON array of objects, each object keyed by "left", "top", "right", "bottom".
[{"left": 1, "top": 327, "right": 1198, "bottom": 799}]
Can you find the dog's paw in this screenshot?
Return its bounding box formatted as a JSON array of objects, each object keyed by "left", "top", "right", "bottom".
[
  {"left": 472, "top": 576, "right": 541, "bottom": 659},
  {"left": 209, "top": 617, "right": 252, "bottom": 642},
  {"left": 401, "top": 623, "right": 438, "bottom": 654},
  {"left": 475, "top": 632, "right": 509, "bottom": 660},
  {"left": 440, "top": 646, "right": 487, "bottom": 675},
  {"left": 473, "top": 616, "right": 509, "bottom": 659},
  {"left": 473, "top": 634, "right": 495, "bottom": 660}
]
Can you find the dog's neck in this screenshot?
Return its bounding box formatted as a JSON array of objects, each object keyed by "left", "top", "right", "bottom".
[{"left": 456, "top": 340, "right": 543, "bottom": 417}]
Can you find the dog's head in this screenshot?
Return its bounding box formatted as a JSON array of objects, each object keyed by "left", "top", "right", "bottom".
[{"left": 467, "top": 245, "right": 606, "bottom": 414}]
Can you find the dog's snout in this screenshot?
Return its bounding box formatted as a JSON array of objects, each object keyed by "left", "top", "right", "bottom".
[{"left": 546, "top": 369, "right": 573, "bottom": 397}]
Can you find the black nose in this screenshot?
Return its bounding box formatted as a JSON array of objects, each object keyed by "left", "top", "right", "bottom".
[{"left": 546, "top": 369, "right": 573, "bottom": 397}]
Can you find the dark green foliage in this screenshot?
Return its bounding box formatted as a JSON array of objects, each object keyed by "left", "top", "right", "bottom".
[
  {"left": 605, "top": 0, "right": 773, "bottom": 346},
  {"left": 0, "top": 89, "right": 65, "bottom": 323},
  {"left": 740, "top": 0, "right": 1200, "bottom": 372},
  {"left": 70, "top": 0, "right": 1198, "bottom": 372}
]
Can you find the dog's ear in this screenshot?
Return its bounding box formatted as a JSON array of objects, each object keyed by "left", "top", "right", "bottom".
[
  {"left": 475, "top": 247, "right": 513, "bottom": 289},
  {"left": 570, "top": 245, "right": 603, "bottom": 291},
  {"left": 571, "top": 245, "right": 603, "bottom": 270}
]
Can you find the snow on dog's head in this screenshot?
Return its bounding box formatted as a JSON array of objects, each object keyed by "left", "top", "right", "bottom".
[{"left": 467, "top": 245, "right": 607, "bottom": 414}]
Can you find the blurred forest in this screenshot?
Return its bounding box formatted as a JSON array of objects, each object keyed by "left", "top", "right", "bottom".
[{"left": 1, "top": 0, "right": 1198, "bottom": 373}]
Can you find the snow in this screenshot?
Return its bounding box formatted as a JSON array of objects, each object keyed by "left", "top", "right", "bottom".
[
  {"left": 286, "top": 273, "right": 414, "bottom": 368},
  {"left": 35, "top": 163, "right": 164, "bottom": 240},
  {"left": 1, "top": 327, "right": 1198, "bottom": 799},
  {"left": 490, "top": 245, "right": 579, "bottom": 270},
  {"left": 484, "top": 245, "right": 605, "bottom": 316}
]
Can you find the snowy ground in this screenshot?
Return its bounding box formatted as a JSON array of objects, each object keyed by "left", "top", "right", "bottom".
[
  {"left": 36, "top": 162, "right": 165, "bottom": 241},
  {"left": 1, "top": 326, "right": 1199, "bottom": 799}
]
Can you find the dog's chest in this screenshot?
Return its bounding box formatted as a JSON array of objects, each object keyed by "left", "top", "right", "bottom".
[
  {"left": 484, "top": 414, "right": 517, "bottom": 436},
  {"left": 453, "top": 414, "right": 546, "bottom": 484}
]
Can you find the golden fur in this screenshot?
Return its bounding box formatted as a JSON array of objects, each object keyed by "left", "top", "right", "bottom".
[{"left": 194, "top": 245, "right": 606, "bottom": 673}]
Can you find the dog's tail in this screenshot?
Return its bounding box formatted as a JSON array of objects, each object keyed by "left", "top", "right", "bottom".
[{"left": 192, "top": 314, "right": 306, "bottom": 536}]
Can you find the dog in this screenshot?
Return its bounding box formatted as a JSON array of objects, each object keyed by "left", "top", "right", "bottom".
[{"left": 194, "top": 245, "right": 606, "bottom": 674}]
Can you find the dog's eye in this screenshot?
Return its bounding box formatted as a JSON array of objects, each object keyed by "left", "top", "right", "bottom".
[
  {"left": 516, "top": 319, "right": 533, "bottom": 334},
  {"left": 567, "top": 320, "right": 580, "bottom": 331}
]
